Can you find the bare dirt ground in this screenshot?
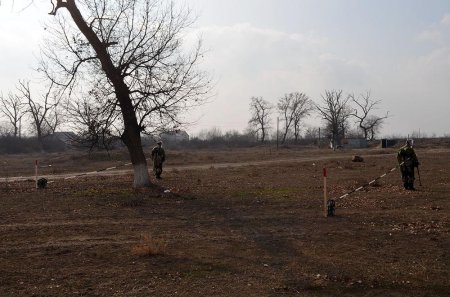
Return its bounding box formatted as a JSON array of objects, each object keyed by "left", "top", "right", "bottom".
[{"left": 0, "top": 145, "right": 449, "bottom": 296}]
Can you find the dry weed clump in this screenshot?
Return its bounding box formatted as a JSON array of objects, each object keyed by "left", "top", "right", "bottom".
[{"left": 131, "top": 234, "right": 168, "bottom": 257}]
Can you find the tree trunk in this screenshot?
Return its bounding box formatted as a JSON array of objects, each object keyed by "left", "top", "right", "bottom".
[
  {"left": 132, "top": 163, "right": 151, "bottom": 188},
  {"left": 293, "top": 123, "right": 299, "bottom": 143},
  {"left": 36, "top": 127, "right": 44, "bottom": 151},
  {"left": 64, "top": 0, "right": 151, "bottom": 188},
  {"left": 282, "top": 126, "right": 288, "bottom": 144},
  {"left": 360, "top": 124, "right": 368, "bottom": 140},
  {"left": 120, "top": 107, "right": 151, "bottom": 188}
]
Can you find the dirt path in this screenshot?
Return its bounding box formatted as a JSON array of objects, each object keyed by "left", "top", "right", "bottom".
[{"left": 0, "top": 152, "right": 395, "bottom": 183}]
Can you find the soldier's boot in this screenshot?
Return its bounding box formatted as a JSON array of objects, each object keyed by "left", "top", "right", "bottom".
[{"left": 403, "top": 182, "right": 409, "bottom": 190}]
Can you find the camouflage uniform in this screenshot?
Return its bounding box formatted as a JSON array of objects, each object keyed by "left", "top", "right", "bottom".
[
  {"left": 151, "top": 142, "right": 166, "bottom": 179},
  {"left": 397, "top": 140, "right": 419, "bottom": 190}
]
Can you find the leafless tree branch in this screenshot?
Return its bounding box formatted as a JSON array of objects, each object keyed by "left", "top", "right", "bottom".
[
  {"left": 16, "top": 79, "right": 62, "bottom": 144},
  {"left": 0, "top": 91, "right": 26, "bottom": 137},
  {"left": 349, "top": 91, "right": 389, "bottom": 140},
  {"left": 277, "top": 92, "right": 313, "bottom": 143}
]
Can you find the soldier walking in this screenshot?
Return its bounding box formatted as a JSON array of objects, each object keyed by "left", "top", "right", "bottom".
[
  {"left": 397, "top": 139, "right": 419, "bottom": 190},
  {"left": 151, "top": 141, "right": 166, "bottom": 179}
]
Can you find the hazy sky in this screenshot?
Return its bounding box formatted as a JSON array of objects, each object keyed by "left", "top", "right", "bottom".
[{"left": 1, "top": 0, "right": 449, "bottom": 137}]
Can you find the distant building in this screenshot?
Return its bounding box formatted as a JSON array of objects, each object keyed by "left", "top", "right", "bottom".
[
  {"left": 381, "top": 139, "right": 397, "bottom": 148},
  {"left": 342, "top": 138, "right": 368, "bottom": 149},
  {"left": 160, "top": 130, "right": 189, "bottom": 143}
]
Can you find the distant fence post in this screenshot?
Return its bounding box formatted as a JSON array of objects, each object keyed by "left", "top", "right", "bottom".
[
  {"left": 35, "top": 160, "right": 38, "bottom": 189},
  {"left": 323, "top": 167, "right": 327, "bottom": 217},
  {"left": 276, "top": 117, "right": 279, "bottom": 150},
  {"left": 318, "top": 128, "right": 321, "bottom": 148}
]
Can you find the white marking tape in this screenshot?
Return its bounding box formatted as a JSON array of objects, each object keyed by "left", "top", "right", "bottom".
[
  {"left": 47, "top": 161, "right": 140, "bottom": 183},
  {"left": 334, "top": 163, "right": 401, "bottom": 202}
]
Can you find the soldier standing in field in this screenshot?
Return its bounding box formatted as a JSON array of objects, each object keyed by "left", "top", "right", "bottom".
[
  {"left": 151, "top": 141, "right": 166, "bottom": 179},
  {"left": 397, "top": 139, "right": 419, "bottom": 190}
]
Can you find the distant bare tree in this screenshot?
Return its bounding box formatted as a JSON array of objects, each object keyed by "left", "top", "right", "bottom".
[
  {"left": 37, "top": 0, "right": 209, "bottom": 188},
  {"left": 316, "top": 90, "right": 352, "bottom": 148},
  {"left": 304, "top": 126, "right": 320, "bottom": 139},
  {"left": 277, "top": 93, "right": 294, "bottom": 144},
  {"left": 277, "top": 92, "right": 313, "bottom": 143},
  {"left": 196, "top": 127, "right": 224, "bottom": 141},
  {"left": 350, "top": 92, "right": 389, "bottom": 140},
  {"left": 0, "top": 123, "right": 13, "bottom": 136},
  {"left": 17, "top": 80, "right": 62, "bottom": 145},
  {"left": 248, "top": 96, "right": 272, "bottom": 143},
  {"left": 0, "top": 91, "right": 26, "bottom": 137}
]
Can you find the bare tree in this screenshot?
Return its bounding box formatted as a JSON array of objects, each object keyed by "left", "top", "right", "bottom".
[
  {"left": 277, "top": 94, "right": 294, "bottom": 144},
  {"left": 277, "top": 92, "right": 313, "bottom": 143},
  {"left": 248, "top": 96, "right": 272, "bottom": 143},
  {"left": 350, "top": 92, "right": 389, "bottom": 140},
  {"left": 0, "top": 91, "right": 26, "bottom": 137},
  {"left": 304, "top": 126, "right": 320, "bottom": 140},
  {"left": 17, "top": 80, "right": 62, "bottom": 144},
  {"left": 38, "top": 0, "right": 209, "bottom": 188},
  {"left": 67, "top": 93, "right": 119, "bottom": 151},
  {"left": 0, "top": 123, "right": 13, "bottom": 137},
  {"left": 316, "top": 90, "right": 352, "bottom": 149}
]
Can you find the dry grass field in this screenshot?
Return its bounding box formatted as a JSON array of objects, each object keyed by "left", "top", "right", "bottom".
[{"left": 0, "top": 144, "right": 449, "bottom": 296}]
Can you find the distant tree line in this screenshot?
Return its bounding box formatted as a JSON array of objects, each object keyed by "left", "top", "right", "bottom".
[
  {"left": 248, "top": 89, "right": 389, "bottom": 148},
  {"left": 0, "top": 87, "right": 390, "bottom": 153}
]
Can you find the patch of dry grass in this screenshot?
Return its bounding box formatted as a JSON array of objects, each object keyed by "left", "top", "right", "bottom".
[{"left": 131, "top": 234, "right": 168, "bottom": 257}]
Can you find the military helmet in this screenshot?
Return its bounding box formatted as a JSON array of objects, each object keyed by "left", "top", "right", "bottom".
[
  {"left": 406, "top": 139, "right": 413, "bottom": 146},
  {"left": 157, "top": 140, "right": 162, "bottom": 145}
]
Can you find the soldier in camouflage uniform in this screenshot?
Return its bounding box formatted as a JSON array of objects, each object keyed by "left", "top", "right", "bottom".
[
  {"left": 397, "top": 139, "right": 419, "bottom": 190},
  {"left": 151, "top": 141, "right": 166, "bottom": 179}
]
